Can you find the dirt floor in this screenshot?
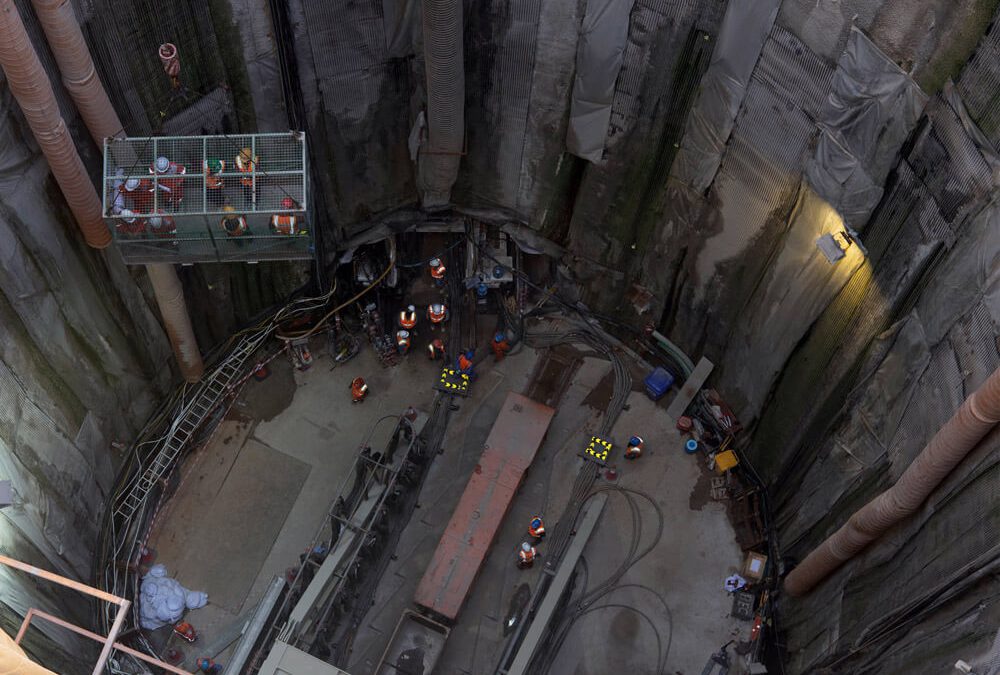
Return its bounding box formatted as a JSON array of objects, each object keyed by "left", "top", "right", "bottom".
[{"left": 143, "top": 318, "right": 750, "bottom": 674}]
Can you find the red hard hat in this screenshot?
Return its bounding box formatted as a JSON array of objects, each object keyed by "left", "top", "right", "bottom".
[{"left": 281, "top": 197, "right": 295, "bottom": 209}]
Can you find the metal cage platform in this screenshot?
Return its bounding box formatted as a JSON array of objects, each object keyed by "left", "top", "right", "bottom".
[{"left": 103, "top": 132, "right": 312, "bottom": 264}]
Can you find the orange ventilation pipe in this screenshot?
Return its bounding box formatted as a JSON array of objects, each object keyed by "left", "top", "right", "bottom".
[
  {"left": 2, "top": 0, "right": 204, "bottom": 381},
  {"left": 29, "top": 0, "right": 122, "bottom": 145},
  {"left": 0, "top": 0, "right": 109, "bottom": 248},
  {"left": 784, "top": 366, "right": 1000, "bottom": 596}
]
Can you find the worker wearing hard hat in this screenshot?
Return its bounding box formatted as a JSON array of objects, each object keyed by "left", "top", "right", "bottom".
[
  {"left": 429, "top": 257, "right": 446, "bottom": 286},
  {"left": 235, "top": 147, "right": 258, "bottom": 207},
  {"left": 528, "top": 516, "right": 545, "bottom": 539},
  {"left": 203, "top": 158, "right": 225, "bottom": 208},
  {"left": 427, "top": 303, "right": 448, "bottom": 329},
  {"left": 115, "top": 209, "right": 146, "bottom": 236},
  {"left": 149, "top": 156, "right": 186, "bottom": 207},
  {"left": 270, "top": 197, "right": 304, "bottom": 235},
  {"left": 121, "top": 176, "right": 153, "bottom": 213},
  {"left": 517, "top": 542, "right": 538, "bottom": 569},
  {"left": 399, "top": 304, "right": 417, "bottom": 331},
  {"left": 351, "top": 377, "right": 369, "bottom": 403},
  {"left": 457, "top": 349, "right": 475, "bottom": 378},
  {"left": 625, "top": 435, "right": 644, "bottom": 460},
  {"left": 396, "top": 330, "right": 411, "bottom": 355},
  {"left": 220, "top": 205, "right": 249, "bottom": 244},
  {"left": 491, "top": 331, "right": 510, "bottom": 362},
  {"left": 148, "top": 210, "right": 177, "bottom": 247}
]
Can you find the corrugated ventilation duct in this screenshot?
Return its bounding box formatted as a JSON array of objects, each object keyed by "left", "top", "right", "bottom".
[
  {"left": 784, "top": 366, "right": 1000, "bottom": 596},
  {"left": 0, "top": 0, "right": 109, "bottom": 248},
  {"left": 5, "top": 0, "right": 204, "bottom": 381},
  {"left": 418, "top": 0, "right": 464, "bottom": 208}
]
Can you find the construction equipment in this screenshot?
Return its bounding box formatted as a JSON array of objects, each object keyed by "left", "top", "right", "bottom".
[{"left": 701, "top": 642, "right": 732, "bottom": 675}]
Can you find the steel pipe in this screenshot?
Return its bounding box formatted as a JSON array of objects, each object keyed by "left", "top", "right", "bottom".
[
  {"left": 146, "top": 264, "right": 204, "bottom": 382},
  {"left": 418, "top": 0, "right": 464, "bottom": 208},
  {"left": 0, "top": 0, "right": 109, "bottom": 248},
  {"left": 29, "top": 0, "right": 123, "bottom": 145},
  {"left": 784, "top": 366, "right": 1000, "bottom": 596}
]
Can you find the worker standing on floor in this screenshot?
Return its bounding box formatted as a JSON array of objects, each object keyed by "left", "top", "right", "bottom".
[
  {"left": 220, "top": 205, "right": 249, "bottom": 243},
  {"left": 203, "top": 158, "right": 225, "bottom": 208},
  {"left": 457, "top": 349, "right": 475, "bottom": 377},
  {"left": 150, "top": 156, "right": 186, "bottom": 207},
  {"left": 427, "top": 338, "right": 445, "bottom": 360},
  {"left": 517, "top": 542, "right": 538, "bottom": 568},
  {"left": 351, "top": 377, "right": 369, "bottom": 403},
  {"left": 625, "top": 435, "right": 644, "bottom": 460},
  {"left": 271, "top": 197, "right": 302, "bottom": 235},
  {"left": 399, "top": 304, "right": 417, "bottom": 331},
  {"left": 115, "top": 208, "right": 146, "bottom": 236},
  {"left": 429, "top": 257, "right": 446, "bottom": 287},
  {"left": 121, "top": 176, "right": 153, "bottom": 213},
  {"left": 427, "top": 302, "right": 448, "bottom": 330},
  {"left": 148, "top": 210, "right": 177, "bottom": 246},
  {"left": 396, "top": 329, "right": 411, "bottom": 355},
  {"left": 528, "top": 516, "right": 545, "bottom": 539},
  {"left": 236, "top": 147, "right": 258, "bottom": 207},
  {"left": 491, "top": 331, "right": 511, "bottom": 361}
]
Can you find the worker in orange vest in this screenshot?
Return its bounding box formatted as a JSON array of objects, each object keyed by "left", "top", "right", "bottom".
[
  {"left": 221, "top": 205, "right": 249, "bottom": 246},
  {"left": 528, "top": 516, "right": 545, "bottom": 539},
  {"left": 399, "top": 304, "right": 417, "bottom": 330},
  {"left": 427, "top": 338, "right": 445, "bottom": 360},
  {"left": 427, "top": 303, "right": 448, "bottom": 329},
  {"left": 517, "top": 542, "right": 538, "bottom": 568},
  {"left": 491, "top": 332, "right": 510, "bottom": 361},
  {"left": 115, "top": 209, "right": 146, "bottom": 236},
  {"left": 236, "top": 147, "right": 258, "bottom": 207},
  {"left": 203, "top": 158, "right": 225, "bottom": 208},
  {"left": 429, "top": 257, "right": 446, "bottom": 286},
  {"left": 150, "top": 156, "right": 185, "bottom": 207},
  {"left": 396, "top": 330, "right": 411, "bottom": 355},
  {"left": 625, "top": 435, "right": 644, "bottom": 460},
  {"left": 457, "top": 349, "right": 474, "bottom": 373},
  {"left": 121, "top": 176, "right": 153, "bottom": 213},
  {"left": 351, "top": 376, "right": 369, "bottom": 403},
  {"left": 271, "top": 197, "right": 303, "bottom": 235},
  {"left": 148, "top": 210, "right": 177, "bottom": 245}
]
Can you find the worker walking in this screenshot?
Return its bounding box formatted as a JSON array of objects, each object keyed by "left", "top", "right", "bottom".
[
  {"left": 399, "top": 304, "right": 417, "bottom": 330},
  {"left": 396, "top": 330, "right": 411, "bottom": 355},
  {"left": 429, "top": 257, "right": 446, "bottom": 286},
  {"left": 203, "top": 158, "right": 225, "bottom": 208},
  {"left": 491, "top": 331, "right": 511, "bottom": 361},
  {"left": 235, "top": 147, "right": 258, "bottom": 207},
  {"left": 351, "top": 377, "right": 369, "bottom": 403},
  {"left": 528, "top": 516, "right": 545, "bottom": 539},
  {"left": 517, "top": 542, "right": 538, "bottom": 569},
  {"left": 427, "top": 338, "right": 445, "bottom": 360},
  {"left": 625, "top": 435, "right": 644, "bottom": 460},
  {"left": 427, "top": 303, "right": 449, "bottom": 330},
  {"left": 271, "top": 197, "right": 303, "bottom": 235}
]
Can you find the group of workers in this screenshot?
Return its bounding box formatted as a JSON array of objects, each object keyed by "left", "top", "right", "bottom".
[
  {"left": 518, "top": 515, "right": 546, "bottom": 568},
  {"left": 109, "top": 148, "right": 306, "bottom": 241}
]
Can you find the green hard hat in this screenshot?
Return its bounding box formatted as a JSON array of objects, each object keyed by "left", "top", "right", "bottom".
[{"left": 206, "top": 159, "right": 223, "bottom": 173}]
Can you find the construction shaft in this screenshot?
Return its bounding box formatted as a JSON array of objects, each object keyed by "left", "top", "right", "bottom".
[
  {"left": 784, "top": 365, "right": 1000, "bottom": 596},
  {"left": 12, "top": 0, "right": 204, "bottom": 382}
]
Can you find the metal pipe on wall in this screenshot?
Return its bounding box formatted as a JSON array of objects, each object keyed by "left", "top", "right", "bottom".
[
  {"left": 418, "top": 0, "right": 464, "bottom": 208},
  {"left": 17, "top": 0, "right": 204, "bottom": 382},
  {"left": 784, "top": 366, "right": 1000, "bottom": 596},
  {"left": 0, "top": 0, "right": 109, "bottom": 248},
  {"left": 29, "top": 0, "right": 122, "bottom": 145}
]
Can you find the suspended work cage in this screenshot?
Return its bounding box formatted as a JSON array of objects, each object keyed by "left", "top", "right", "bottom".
[{"left": 103, "top": 132, "right": 312, "bottom": 264}]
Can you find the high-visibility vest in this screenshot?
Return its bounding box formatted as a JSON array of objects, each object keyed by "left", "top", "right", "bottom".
[
  {"left": 625, "top": 442, "right": 643, "bottom": 459},
  {"left": 430, "top": 262, "right": 446, "bottom": 279},
  {"left": 399, "top": 310, "right": 417, "bottom": 329},
  {"left": 236, "top": 153, "right": 257, "bottom": 187},
  {"left": 149, "top": 211, "right": 176, "bottom": 237},
  {"left": 117, "top": 218, "right": 146, "bottom": 235},
  {"left": 519, "top": 547, "right": 535, "bottom": 564},
  {"left": 121, "top": 179, "right": 153, "bottom": 213},
  {"left": 204, "top": 160, "right": 225, "bottom": 189},
  {"left": 458, "top": 354, "right": 472, "bottom": 371},
  {"left": 271, "top": 214, "right": 299, "bottom": 235},
  {"left": 428, "top": 305, "right": 447, "bottom": 323},
  {"left": 397, "top": 332, "right": 411, "bottom": 351},
  {"left": 222, "top": 214, "right": 247, "bottom": 236},
  {"left": 528, "top": 519, "right": 545, "bottom": 538}
]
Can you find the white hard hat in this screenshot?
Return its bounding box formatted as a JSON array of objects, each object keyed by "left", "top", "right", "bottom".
[
  {"left": 148, "top": 216, "right": 162, "bottom": 227},
  {"left": 120, "top": 208, "right": 135, "bottom": 222},
  {"left": 398, "top": 330, "right": 409, "bottom": 338},
  {"left": 430, "top": 258, "right": 441, "bottom": 267},
  {"left": 521, "top": 542, "right": 531, "bottom": 552},
  {"left": 154, "top": 156, "right": 170, "bottom": 173},
  {"left": 407, "top": 304, "right": 415, "bottom": 312},
  {"left": 124, "top": 178, "right": 140, "bottom": 191}
]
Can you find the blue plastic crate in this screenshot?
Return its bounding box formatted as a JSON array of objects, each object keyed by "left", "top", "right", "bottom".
[{"left": 644, "top": 367, "right": 674, "bottom": 401}]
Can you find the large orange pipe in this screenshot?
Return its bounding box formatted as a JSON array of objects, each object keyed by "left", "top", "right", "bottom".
[
  {"left": 3, "top": 0, "right": 204, "bottom": 381},
  {"left": 29, "top": 0, "right": 122, "bottom": 145},
  {"left": 0, "top": 0, "right": 109, "bottom": 248},
  {"left": 784, "top": 366, "right": 1000, "bottom": 596}
]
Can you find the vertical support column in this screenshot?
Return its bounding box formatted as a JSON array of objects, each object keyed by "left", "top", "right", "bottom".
[{"left": 145, "top": 264, "right": 204, "bottom": 383}]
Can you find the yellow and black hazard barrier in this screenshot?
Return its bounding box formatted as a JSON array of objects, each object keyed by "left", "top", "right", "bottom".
[
  {"left": 582, "top": 436, "right": 613, "bottom": 465},
  {"left": 434, "top": 367, "right": 471, "bottom": 396}
]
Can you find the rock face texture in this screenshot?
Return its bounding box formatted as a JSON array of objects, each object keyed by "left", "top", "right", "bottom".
[{"left": 0, "top": 0, "right": 997, "bottom": 671}]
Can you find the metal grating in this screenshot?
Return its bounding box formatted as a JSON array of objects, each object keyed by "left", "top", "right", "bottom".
[{"left": 102, "top": 132, "right": 311, "bottom": 264}]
